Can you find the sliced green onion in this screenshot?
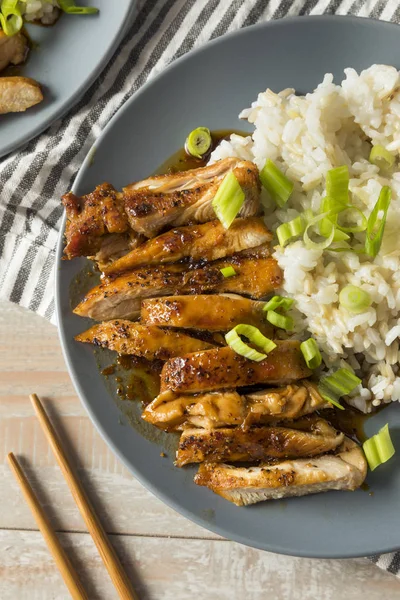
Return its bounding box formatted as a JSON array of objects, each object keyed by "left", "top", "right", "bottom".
[
  {"left": 220, "top": 266, "right": 236, "bottom": 278},
  {"left": 365, "top": 186, "right": 392, "bottom": 258},
  {"left": 339, "top": 285, "right": 371, "bottom": 314},
  {"left": 318, "top": 368, "right": 361, "bottom": 410},
  {"left": 185, "top": 127, "right": 212, "bottom": 159},
  {"left": 319, "top": 217, "right": 350, "bottom": 242},
  {"left": 264, "top": 295, "right": 294, "bottom": 312},
  {"left": 58, "top": 0, "right": 99, "bottom": 13},
  {"left": 326, "top": 165, "right": 349, "bottom": 205},
  {"left": 212, "top": 171, "right": 245, "bottom": 230},
  {"left": 303, "top": 212, "right": 335, "bottom": 250},
  {"left": 260, "top": 160, "right": 294, "bottom": 208},
  {"left": 266, "top": 310, "right": 294, "bottom": 331},
  {"left": 225, "top": 324, "right": 277, "bottom": 362},
  {"left": 0, "top": 0, "right": 23, "bottom": 36},
  {"left": 300, "top": 338, "right": 322, "bottom": 370},
  {"left": 369, "top": 145, "right": 395, "bottom": 171},
  {"left": 336, "top": 206, "right": 367, "bottom": 233},
  {"left": 363, "top": 424, "right": 395, "bottom": 471},
  {"left": 276, "top": 215, "right": 305, "bottom": 247}
]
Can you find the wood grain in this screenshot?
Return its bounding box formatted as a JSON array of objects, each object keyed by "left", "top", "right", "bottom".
[{"left": 1, "top": 300, "right": 399, "bottom": 599}]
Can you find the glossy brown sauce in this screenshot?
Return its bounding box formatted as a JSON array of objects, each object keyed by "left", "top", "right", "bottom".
[{"left": 321, "top": 406, "right": 370, "bottom": 444}]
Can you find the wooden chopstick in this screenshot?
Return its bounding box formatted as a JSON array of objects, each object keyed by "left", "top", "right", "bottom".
[
  {"left": 7, "top": 452, "right": 89, "bottom": 600},
  {"left": 29, "top": 393, "right": 138, "bottom": 600}
]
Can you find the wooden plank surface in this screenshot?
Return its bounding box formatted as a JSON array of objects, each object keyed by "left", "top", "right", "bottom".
[{"left": 0, "top": 300, "right": 399, "bottom": 599}]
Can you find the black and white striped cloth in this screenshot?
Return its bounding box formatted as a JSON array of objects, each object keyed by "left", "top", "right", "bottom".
[{"left": 0, "top": 0, "right": 399, "bottom": 576}]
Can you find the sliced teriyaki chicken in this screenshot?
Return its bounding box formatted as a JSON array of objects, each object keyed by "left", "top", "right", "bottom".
[
  {"left": 102, "top": 217, "right": 271, "bottom": 275},
  {"left": 0, "top": 31, "right": 28, "bottom": 72},
  {"left": 75, "top": 320, "right": 215, "bottom": 361},
  {"left": 62, "top": 158, "right": 261, "bottom": 256},
  {"left": 62, "top": 183, "right": 144, "bottom": 261},
  {"left": 122, "top": 158, "right": 261, "bottom": 236},
  {"left": 73, "top": 256, "right": 282, "bottom": 321},
  {"left": 176, "top": 417, "right": 344, "bottom": 466},
  {"left": 194, "top": 438, "right": 367, "bottom": 505},
  {"left": 0, "top": 77, "right": 43, "bottom": 115},
  {"left": 142, "top": 381, "right": 330, "bottom": 431},
  {"left": 160, "top": 341, "right": 311, "bottom": 394},
  {"left": 141, "top": 293, "right": 272, "bottom": 335}
]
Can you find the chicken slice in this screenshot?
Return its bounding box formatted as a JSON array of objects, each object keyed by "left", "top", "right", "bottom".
[
  {"left": 92, "top": 232, "right": 146, "bottom": 272},
  {"left": 73, "top": 256, "right": 282, "bottom": 321},
  {"left": 122, "top": 158, "right": 261, "bottom": 236},
  {"left": 75, "top": 320, "right": 215, "bottom": 361},
  {"left": 0, "top": 31, "right": 28, "bottom": 72},
  {"left": 62, "top": 158, "right": 261, "bottom": 258},
  {"left": 142, "top": 381, "right": 329, "bottom": 431},
  {"left": 194, "top": 438, "right": 367, "bottom": 505},
  {"left": 103, "top": 217, "right": 271, "bottom": 275},
  {"left": 0, "top": 77, "right": 43, "bottom": 114},
  {"left": 175, "top": 417, "right": 343, "bottom": 466},
  {"left": 141, "top": 293, "right": 272, "bottom": 335},
  {"left": 160, "top": 341, "right": 311, "bottom": 394}
]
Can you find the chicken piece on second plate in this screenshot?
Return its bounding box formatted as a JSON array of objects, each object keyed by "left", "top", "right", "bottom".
[
  {"left": 75, "top": 320, "right": 215, "bottom": 361},
  {"left": 141, "top": 293, "right": 272, "bottom": 335},
  {"left": 102, "top": 217, "right": 271, "bottom": 275},
  {"left": 142, "top": 381, "right": 330, "bottom": 431},
  {"left": 73, "top": 255, "right": 282, "bottom": 321},
  {"left": 0, "top": 77, "right": 43, "bottom": 115},
  {"left": 160, "top": 341, "right": 311, "bottom": 394},
  {"left": 175, "top": 416, "right": 344, "bottom": 466},
  {"left": 0, "top": 31, "right": 28, "bottom": 72},
  {"left": 194, "top": 438, "right": 367, "bottom": 505}
]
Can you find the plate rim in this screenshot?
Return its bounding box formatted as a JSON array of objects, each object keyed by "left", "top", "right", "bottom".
[
  {"left": 1, "top": 0, "right": 137, "bottom": 159},
  {"left": 55, "top": 14, "right": 400, "bottom": 559}
]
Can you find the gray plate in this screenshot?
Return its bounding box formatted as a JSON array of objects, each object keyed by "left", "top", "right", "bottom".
[
  {"left": 56, "top": 16, "right": 400, "bottom": 558},
  {"left": 0, "top": 0, "right": 136, "bottom": 159}
]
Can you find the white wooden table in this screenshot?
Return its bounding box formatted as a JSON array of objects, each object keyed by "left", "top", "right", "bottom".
[{"left": 1, "top": 301, "right": 399, "bottom": 599}]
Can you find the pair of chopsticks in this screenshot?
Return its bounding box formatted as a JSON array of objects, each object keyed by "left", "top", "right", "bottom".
[{"left": 7, "top": 394, "right": 138, "bottom": 600}]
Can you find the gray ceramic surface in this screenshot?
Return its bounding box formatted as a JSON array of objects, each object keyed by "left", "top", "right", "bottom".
[
  {"left": 56, "top": 16, "right": 400, "bottom": 558},
  {"left": 0, "top": 0, "right": 136, "bottom": 159}
]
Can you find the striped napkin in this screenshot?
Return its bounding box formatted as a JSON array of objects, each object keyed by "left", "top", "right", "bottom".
[{"left": 0, "top": 0, "right": 399, "bottom": 577}]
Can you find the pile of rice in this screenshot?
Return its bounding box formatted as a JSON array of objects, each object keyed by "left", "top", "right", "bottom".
[
  {"left": 210, "top": 64, "right": 400, "bottom": 413},
  {"left": 20, "top": 0, "right": 60, "bottom": 24}
]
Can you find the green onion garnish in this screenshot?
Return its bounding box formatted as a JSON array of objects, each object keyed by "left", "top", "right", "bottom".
[
  {"left": 225, "top": 324, "right": 277, "bottom": 362},
  {"left": 319, "top": 217, "right": 350, "bottom": 242},
  {"left": 0, "top": 0, "right": 23, "bottom": 36},
  {"left": 212, "top": 171, "right": 245, "bottom": 230},
  {"left": 339, "top": 285, "right": 371, "bottom": 314},
  {"left": 260, "top": 160, "right": 294, "bottom": 208},
  {"left": 365, "top": 186, "right": 392, "bottom": 258},
  {"left": 318, "top": 368, "right": 361, "bottom": 411},
  {"left": 336, "top": 206, "right": 367, "bottom": 233},
  {"left": 303, "top": 212, "right": 335, "bottom": 250},
  {"left": 220, "top": 266, "right": 236, "bottom": 278},
  {"left": 264, "top": 295, "right": 294, "bottom": 312},
  {"left": 276, "top": 215, "right": 305, "bottom": 247},
  {"left": 369, "top": 145, "right": 395, "bottom": 171},
  {"left": 185, "top": 127, "right": 212, "bottom": 159},
  {"left": 363, "top": 424, "right": 395, "bottom": 471},
  {"left": 266, "top": 310, "right": 294, "bottom": 331},
  {"left": 58, "top": 0, "right": 99, "bottom": 14},
  {"left": 326, "top": 165, "right": 349, "bottom": 205},
  {"left": 300, "top": 338, "right": 322, "bottom": 370}
]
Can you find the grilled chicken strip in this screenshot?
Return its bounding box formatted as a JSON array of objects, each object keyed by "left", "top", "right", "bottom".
[
  {"left": 141, "top": 293, "right": 272, "bottom": 335},
  {"left": 142, "top": 381, "right": 329, "bottom": 431},
  {"left": 0, "top": 77, "right": 43, "bottom": 115},
  {"left": 194, "top": 438, "right": 367, "bottom": 505},
  {"left": 176, "top": 417, "right": 344, "bottom": 466},
  {"left": 93, "top": 232, "right": 145, "bottom": 272},
  {"left": 103, "top": 217, "right": 271, "bottom": 275},
  {"left": 75, "top": 320, "right": 215, "bottom": 361},
  {"left": 0, "top": 31, "right": 28, "bottom": 72},
  {"left": 74, "top": 255, "right": 282, "bottom": 321},
  {"left": 160, "top": 341, "right": 311, "bottom": 394},
  {"left": 62, "top": 158, "right": 261, "bottom": 258},
  {"left": 122, "top": 158, "right": 261, "bottom": 236}
]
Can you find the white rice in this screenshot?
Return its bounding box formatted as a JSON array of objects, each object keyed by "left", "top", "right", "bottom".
[
  {"left": 210, "top": 65, "right": 400, "bottom": 412},
  {"left": 21, "top": 0, "right": 60, "bottom": 24}
]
